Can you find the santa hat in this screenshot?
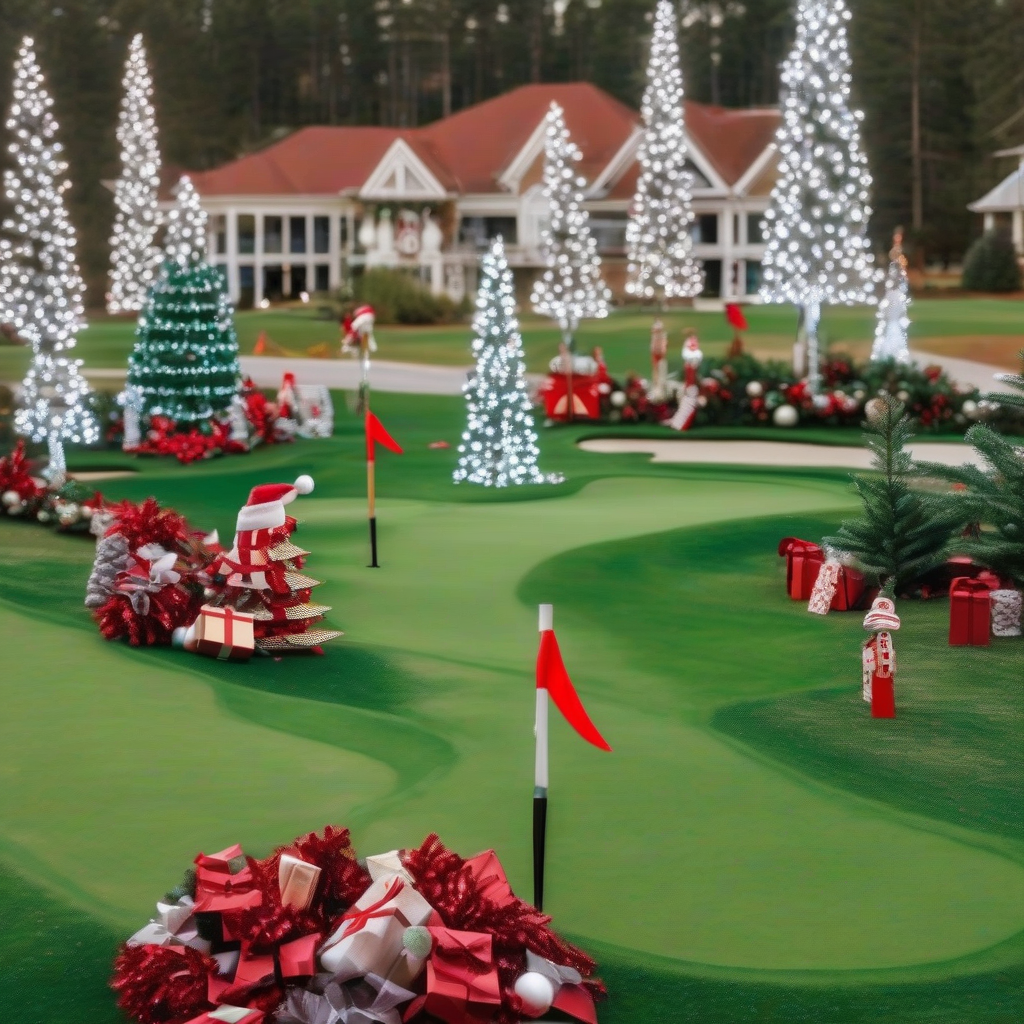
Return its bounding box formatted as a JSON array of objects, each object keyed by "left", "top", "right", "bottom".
[
  {"left": 237, "top": 475, "right": 314, "bottom": 533},
  {"left": 863, "top": 595, "right": 900, "bottom": 632},
  {"left": 350, "top": 305, "right": 375, "bottom": 332}
]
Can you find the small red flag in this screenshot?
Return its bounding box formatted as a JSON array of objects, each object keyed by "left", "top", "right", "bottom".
[
  {"left": 725, "top": 303, "right": 748, "bottom": 331},
  {"left": 365, "top": 411, "right": 403, "bottom": 462},
  {"left": 536, "top": 630, "right": 611, "bottom": 751}
]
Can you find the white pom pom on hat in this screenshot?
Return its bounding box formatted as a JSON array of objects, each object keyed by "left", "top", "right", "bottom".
[{"left": 294, "top": 474, "right": 314, "bottom": 495}]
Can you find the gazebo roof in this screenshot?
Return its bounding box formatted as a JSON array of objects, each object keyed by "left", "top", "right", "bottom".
[{"left": 969, "top": 166, "right": 1024, "bottom": 213}]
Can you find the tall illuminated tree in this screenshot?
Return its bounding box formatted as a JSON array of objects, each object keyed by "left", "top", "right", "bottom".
[
  {"left": 456, "top": 239, "right": 546, "bottom": 487},
  {"left": 2, "top": 37, "right": 98, "bottom": 481},
  {"left": 531, "top": 102, "right": 610, "bottom": 350},
  {"left": 760, "top": 0, "right": 875, "bottom": 391},
  {"left": 164, "top": 174, "right": 208, "bottom": 266},
  {"left": 870, "top": 228, "right": 911, "bottom": 363},
  {"left": 626, "top": 0, "right": 704, "bottom": 304},
  {"left": 107, "top": 33, "right": 162, "bottom": 314}
]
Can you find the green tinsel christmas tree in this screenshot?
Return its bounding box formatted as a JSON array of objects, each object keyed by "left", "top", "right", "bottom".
[
  {"left": 126, "top": 261, "right": 240, "bottom": 423},
  {"left": 823, "top": 394, "right": 964, "bottom": 593}
]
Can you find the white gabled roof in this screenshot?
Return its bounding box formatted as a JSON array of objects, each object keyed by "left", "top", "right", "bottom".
[{"left": 969, "top": 167, "right": 1024, "bottom": 213}]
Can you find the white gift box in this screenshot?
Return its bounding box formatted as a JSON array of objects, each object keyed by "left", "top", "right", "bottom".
[
  {"left": 279, "top": 852, "right": 322, "bottom": 909},
  {"left": 365, "top": 849, "right": 414, "bottom": 884}
]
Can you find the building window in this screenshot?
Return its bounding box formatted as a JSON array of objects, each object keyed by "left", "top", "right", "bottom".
[
  {"left": 590, "top": 217, "right": 627, "bottom": 254},
  {"left": 459, "top": 216, "right": 517, "bottom": 249},
  {"left": 263, "top": 216, "right": 283, "bottom": 254},
  {"left": 290, "top": 264, "right": 308, "bottom": 298},
  {"left": 238, "top": 215, "right": 256, "bottom": 255},
  {"left": 339, "top": 217, "right": 349, "bottom": 248},
  {"left": 314, "top": 264, "right": 330, "bottom": 292},
  {"left": 352, "top": 219, "right": 363, "bottom": 252},
  {"left": 290, "top": 217, "right": 307, "bottom": 254},
  {"left": 745, "top": 261, "right": 763, "bottom": 296},
  {"left": 747, "top": 213, "right": 764, "bottom": 244},
  {"left": 238, "top": 264, "right": 255, "bottom": 307},
  {"left": 691, "top": 214, "right": 718, "bottom": 245},
  {"left": 213, "top": 215, "right": 227, "bottom": 254},
  {"left": 314, "top": 216, "right": 330, "bottom": 254},
  {"left": 701, "top": 259, "right": 722, "bottom": 298},
  {"left": 263, "top": 265, "right": 283, "bottom": 300}
]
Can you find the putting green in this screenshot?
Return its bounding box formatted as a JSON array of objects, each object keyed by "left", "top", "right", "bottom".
[{"left": 1, "top": 475, "right": 1022, "bottom": 979}]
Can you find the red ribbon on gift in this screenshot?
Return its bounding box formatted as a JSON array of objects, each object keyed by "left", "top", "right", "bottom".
[
  {"left": 202, "top": 606, "right": 246, "bottom": 660},
  {"left": 338, "top": 877, "right": 406, "bottom": 938},
  {"left": 949, "top": 576, "right": 992, "bottom": 647},
  {"left": 778, "top": 538, "right": 824, "bottom": 601}
]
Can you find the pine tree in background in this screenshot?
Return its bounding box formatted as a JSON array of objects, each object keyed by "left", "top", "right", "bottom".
[
  {"left": 760, "top": 0, "right": 875, "bottom": 392},
  {"left": 126, "top": 261, "right": 240, "bottom": 423},
  {"left": 2, "top": 37, "right": 98, "bottom": 481},
  {"left": 992, "top": 356, "right": 1024, "bottom": 412},
  {"left": 626, "top": 0, "right": 703, "bottom": 304},
  {"left": 107, "top": 34, "right": 162, "bottom": 315},
  {"left": 823, "top": 395, "right": 962, "bottom": 592},
  {"left": 164, "top": 175, "right": 208, "bottom": 267},
  {"left": 870, "top": 229, "right": 911, "bottom": 364},
  {"left": 456, "top": 239, "right": 547, "bottom": 487},
  {"left": 530, "top": 102, "right": 610, "bottom": 349}
]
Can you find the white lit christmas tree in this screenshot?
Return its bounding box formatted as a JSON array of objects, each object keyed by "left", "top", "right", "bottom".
[
  {"left": 760, "top": 0, "right": 875, "bottom": 391},
  {"left": 626, "top": 0, "right": 704, "bottom": 303},
  {"left": 456, "top": 239, "right": 547, "bottom": 487},
  {"left": 164, "top": 175, "right": 208, "bottom": 267},
  {"left": 871, "top": 229, "right": 911, "bottom": 363},
  {"left": 2, "top": 37, "right": 98, "bottom": 481},
  {"left": 107, "top": 33, "right": 162, "bottom": 314},
  {"left": 531, "top": 102, "right": 610, "bottom": 349}
]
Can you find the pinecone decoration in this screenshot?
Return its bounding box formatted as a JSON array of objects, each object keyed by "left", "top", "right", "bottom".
[
  {"left": 85, "top": 533, "right": 131, "bottom": 609},
  {"left": 991, "top": 589, "right": 1022, "bottom": 637}
]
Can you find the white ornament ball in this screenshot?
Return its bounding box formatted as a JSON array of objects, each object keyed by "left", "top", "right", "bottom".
[
  {"left": 514, "top": 972, "right": 555, "bottom": 1015},
  {"left": 294, "top": 474, "right": 315, "bottom": 495},
  {"left": 2, "top": 489, "right": 19, "bottom": 507},
  {"left": 864, "top": 398, "right": 888, "bottom": 425},
  {"left": 896, "top": 390, "right": 911, "bottom": 403},
  {"left": 610, "top": 390, "right": 627, "bottom": 409},
  {"left": 773, "top": 404, "right": 799, "bottom": 428},
  {"left": 812, "top": 394, "right": 831, "bottom": 412},
  {"left": 961, "top": 400, "right": 979, "bottom": 420},
  {"left": 745, "top": 381, "right": 764, "bottom": 398}
]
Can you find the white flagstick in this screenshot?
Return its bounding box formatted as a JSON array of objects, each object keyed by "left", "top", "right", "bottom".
[{"left": 534, "top": 603, "right": 552, "bottom": 910}]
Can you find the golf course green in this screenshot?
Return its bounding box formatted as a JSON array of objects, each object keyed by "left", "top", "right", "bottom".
[{"left": 1, "top": 392, "right": 1021, "bottom": 1022}]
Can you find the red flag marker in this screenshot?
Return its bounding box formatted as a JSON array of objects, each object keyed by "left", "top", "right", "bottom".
[
  {"left": 725, "top": 302, "right": 749, "bottom": 332},
  {"left": 364, "top": 410, "right": 402, "bottom": 567},
  {"left": 533, "top": 604, "right": 610, "bottom": 911}
]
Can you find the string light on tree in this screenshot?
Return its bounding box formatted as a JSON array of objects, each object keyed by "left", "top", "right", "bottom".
[
  {"left": 870, "top": 228, "right": 911, "bottom": 364},
  {"left": 760, "top": 0, "right": 876, "bottom": 391},
  {"left": 2, "top": 37, "right": 98, "bottom": 481},
  {"left": 531, "top": 102, "right": 610, "bottom": 350},
  {"left": 626, "top": 0, "right": 704, "bottom": 304},
  {"left": 456, "top": 239, "right": 554, "bottom": 487},
  {"left": 107, "top": 33, "right": 162, "bottom": 314},
  {"left": 164, "top": 175, "right": 208, "bottom": 267}
]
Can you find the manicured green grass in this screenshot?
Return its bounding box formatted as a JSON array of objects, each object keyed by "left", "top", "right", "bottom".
[
  {"left": 1, "top": 296, "right": 1021, "bottom": 386},
  {"left": 0, "top": 391, "right": 1021, "bottom": 1022}
]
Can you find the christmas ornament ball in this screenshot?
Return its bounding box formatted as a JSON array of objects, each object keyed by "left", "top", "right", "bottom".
[
  {"left": 745, "top": 380, "right": 764, "bottom": 398},
  {"left": 864, "top": 397, "right": 888, "bottom": 424},
  {"left": 765, "top": 390, "right": 783, "bottom": 410},
  {"left": 773, "top": 404, "right": 799, "bottom": 428},
  {"left": 2, "top": 489, "right": 20, "bottom": 507},
  {"left": 610, "top": 390, "right": 627, "bottom": 408},
  {"left": 514, "top": 972, "right": 555, "bottom": 1014},
  {"left": 961, "top": 400, "right": 979, "bottom": 420},
  {"left": 896, "top": 390, "right": 911, "bottom": 403},
  {"left": 812, "top": 394, "right": 831, "bottom": 412}
]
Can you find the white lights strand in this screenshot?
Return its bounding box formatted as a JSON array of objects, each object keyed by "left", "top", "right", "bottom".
[
  {"left": 164, "top": 174, "right": 209, "bottom": 267},
  {"left": 107, "top": 33, "right": 162, "bottom": 314},
  {"left": 455, "top": 239, "right": 547, "bottom": 487},
  {"left": 626, "top": 0, "right": 704, "bottom": 302},
  {"left": 3, "top": 36, "right": 99, "bottom": 457},
  {"left": 760, "top": 0, "right": 876, "bottom": 390},
  {"left": 871, "top": 230, "right": 911, "bottom": 364},
  {"left": 530, "top": 102, "right": 611, "bottom": 346}
]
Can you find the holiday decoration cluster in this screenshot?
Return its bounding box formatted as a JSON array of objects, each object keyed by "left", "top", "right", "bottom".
[{"left": 112, "top": 826, "right": 603, "bottom": 1024}]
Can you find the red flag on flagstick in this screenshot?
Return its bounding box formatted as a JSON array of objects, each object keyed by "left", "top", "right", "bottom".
[
  {"left": 536, "top": 629, "right": 611, "bottom": 751},
  {"left": 365, "top": 411, "right": 403, "bottom": 460},
  {"left": 364, "top": 411, "right": 402, "bottom": 568},
  {"left": 725, "top": 303, "right": 749, "bottom": 331}
]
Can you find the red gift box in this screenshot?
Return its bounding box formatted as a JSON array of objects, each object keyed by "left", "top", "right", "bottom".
[
  {"left": 193, "top": 845, "right": 262, "bottom": 915},
  {"left": 195, "top": 605, "right": 255, "bottom": 662},
  {"left": 778, "top": 538, "right": 824, "bottom": 601},
  {"left": 830, "top": 565, "right": 867, "bottom": 611},
  {"left": 404, "top": 927, "right": 502, "bottom": 1024},
  {"left": 184, "top": 1007, "right": 264, "bottom": 1024},
  {"left": 949, "top": 577, "right": 992, "bottom": 646}
]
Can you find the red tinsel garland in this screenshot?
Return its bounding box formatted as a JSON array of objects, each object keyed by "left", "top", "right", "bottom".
[
  {"left": 111, "top": 945, "right": 218, "bottom": 1024},
  {"left": 104, "top": 497, "right": 192, "bottom": 550},
  {"left": 95, "top": 582, "right": 201, "bottom": 646},
  {"left": 0, "top": 439, "right": 43, "bottom": 501}
]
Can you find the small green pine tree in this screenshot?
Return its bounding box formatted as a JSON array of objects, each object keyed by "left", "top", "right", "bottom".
[
  {"left": 961, "top": 231, "right": 1022, "bottom": 293},
  {"left": 823, "top": 395, "right": 964, "bottom": 592},
  {"left": 127, "top": 261, "right": 240, "bottom": 423},
  {"left": 916, "top": 423, "right": 1024, "bottom": 587}
]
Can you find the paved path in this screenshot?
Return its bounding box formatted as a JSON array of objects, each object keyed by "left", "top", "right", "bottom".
[
  {"left": 913, "top": 349, "right": 1016, "bottom": 394},
  {"left": 578, "top": 438, "right": 990, "bottom": 470}
]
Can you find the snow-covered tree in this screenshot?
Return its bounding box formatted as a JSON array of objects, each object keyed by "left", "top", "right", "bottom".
[
  {"left": 2, "top": 37, "right": 97, "bottom": 481},
  {"left": 531, "top": 102, "right": 610, "bottom": 349},
  {"left": 760, "top": 0, "right": 876, "bottom": 391},
  {"left": 107, "top": 33, "right": 162, "bottom": 314},
  {"left": 871, "top": 228, "right": 911, "bottom": 363},
  {"left": 626, "top": 0, "right": 704, "bottom": 303},
  {"left": 456, "top": 239, "right": 546, "bottom": 487},
  {"left": 164, "top": 174, "right": 208, "bottom": 266}
]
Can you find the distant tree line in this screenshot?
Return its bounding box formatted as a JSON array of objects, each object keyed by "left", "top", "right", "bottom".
[{"left": 0, "top": 0, "right": 1021, "bottom": 303}]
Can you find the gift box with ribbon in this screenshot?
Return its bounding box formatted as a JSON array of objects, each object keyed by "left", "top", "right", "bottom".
[
  {"left": 778, "top": 538, "right": 824, "bottom": 601},
  {"left": 404, "top": 927, "right": 502, "bottom": 1024},
  {"left": 184, "top": 1006, "right": 264, "bottom": 1024},
  {"left": 193, "top": 844, "right": 263, "bottom": 915},
  {"left": 195, "top": 605, "right": 255, "bottom": 662},
  {"left": 949, "top": 577, "right": 992, "bottom": 646},
  {"left": 127, "top": 895, "right": 208, "bottom": 951},
  {"left": 320, "top": 876, "right": 433, "bottom": 982}
]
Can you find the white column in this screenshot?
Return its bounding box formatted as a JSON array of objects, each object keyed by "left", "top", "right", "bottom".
[
  {"left": 226, "top": 208, "right": 239, "bottom": 302},
  {"left": 984, "top": 212, "right": 995, "bottom": 233},
  {"left": 720, "top": 204, "right": 734, "bottom": 300},
  {"left": 329, "top": 208, "right": 340, "bottom": 290},
  {"left": 1013, "top": 209, "right": 1024, "bottom": 253}
]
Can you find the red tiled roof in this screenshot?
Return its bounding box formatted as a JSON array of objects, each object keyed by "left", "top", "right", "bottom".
[{"left": 188, "top": 85, "right": 778, "bottom": 199}]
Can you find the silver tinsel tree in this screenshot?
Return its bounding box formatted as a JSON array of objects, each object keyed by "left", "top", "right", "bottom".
[
  {"left": 455, "top": 239, "right": 547, "bottom": 487},
  {"left": 164, "top": 175, "right": 209, "bottom": 267},
  {"left": 870, "top": 229, "right": 911, "bottom": 364}
]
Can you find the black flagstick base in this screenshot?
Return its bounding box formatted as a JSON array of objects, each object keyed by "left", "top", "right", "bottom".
[
  {"left": 369, "top": 516, "right": 379, "bottom": 568},
  {"left": 533, "top": 793, "right": 547, "bottom": 911}
]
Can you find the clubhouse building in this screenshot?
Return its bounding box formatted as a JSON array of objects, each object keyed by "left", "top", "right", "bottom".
[{"left": 188, "top": 82, "right": 781, "bottom": 308}]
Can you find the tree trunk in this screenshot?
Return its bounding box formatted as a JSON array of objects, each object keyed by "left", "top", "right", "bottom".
[{"left": 910, "top": 5, "right": 924, "bottom": 236}]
